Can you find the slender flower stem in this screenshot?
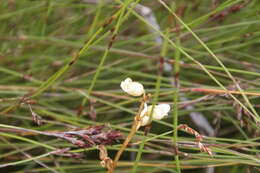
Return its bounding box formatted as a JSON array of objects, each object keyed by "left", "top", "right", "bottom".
[{"left": 109, "top": 94, "right": 147, "bottom": 173}]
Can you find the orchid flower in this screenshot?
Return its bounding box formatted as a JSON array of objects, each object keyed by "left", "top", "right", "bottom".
[
  {"left": 139, "top": 103, "right": 170, "bottom": 126},
  {"left": 120, "top": 78, "right": 144, "bottom": 96}
]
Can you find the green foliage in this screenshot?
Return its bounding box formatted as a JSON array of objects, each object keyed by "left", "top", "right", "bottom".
[{"left": 0, "top": 0, "right": 260, "bottom": 172}]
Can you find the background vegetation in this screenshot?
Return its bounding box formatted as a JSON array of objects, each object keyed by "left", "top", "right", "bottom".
[{"left": 0, "top": 0, "right": 260, "bottom": 172}]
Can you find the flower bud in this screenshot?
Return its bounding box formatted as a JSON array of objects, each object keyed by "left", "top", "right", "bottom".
[
  {"left": 120, "top": 78, "right": 144, "bottom": 96},
  {"left": 139, "top": 103, "right": 170, "bottom": 126}
]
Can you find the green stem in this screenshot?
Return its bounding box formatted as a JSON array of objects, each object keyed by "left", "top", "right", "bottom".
[{"left": 173, "top": 36, "right": 181, "bottom": 173}]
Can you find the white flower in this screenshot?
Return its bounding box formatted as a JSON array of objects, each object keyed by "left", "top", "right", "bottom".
[
  {"left": 139, "top": 103, "right": 170, "bottom": 126},
  {"left": 147, "top": 104, "right": 171, "bottom": 120},
  {"left": 120, "top": 78, "right": 144, "bottom": 96}
]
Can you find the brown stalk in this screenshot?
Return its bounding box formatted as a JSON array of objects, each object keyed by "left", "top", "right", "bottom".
[
  {"left": 178, "top": 124, "right": 213, "bottom": 156},
  {"left": 109, "top": 94, "right": 149, "bottom": 173},
  {"left": 186, "top": 87, "right": 260, "bottom": 96}
]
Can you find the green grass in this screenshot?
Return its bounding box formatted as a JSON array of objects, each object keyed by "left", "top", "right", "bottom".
[{"left": 0, "top": 0, "right": 260, "bottom": 173}]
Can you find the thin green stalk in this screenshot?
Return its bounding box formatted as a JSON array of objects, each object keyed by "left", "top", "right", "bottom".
[
  {"left": 131, "top": 135, "right": 147, "bottom": 173},
  {"left": 173, "top": 36, "right": 181, "bottom": 173},
  {"left": 81, "top": 48, "right": 110, "bottom": 106},
  {"left": 86, "top": 0, "right": 104, "bottom": 38},
  {"left": 0, "top": 131, "right": 55, "bottom": 150}
]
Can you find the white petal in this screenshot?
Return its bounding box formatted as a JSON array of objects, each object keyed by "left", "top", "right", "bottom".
[
  {"left": 140, "top": 103, "right": 148, "bottom": 118},
  {"left": 120, "top": 78, "right": 132, "bottom": 92},
  {"left": 146, "top": 105, "right": 158, "bottom": 119},
  {"left": 157, "top": 104, "right": 170, "bottom": 115},
  {"left": 140, "top": 115, "right": 150, "bottom": 126},
  {"left": 124, "top": 77, "right": 132, "bottom": 83},
  {"left": 129, "top": 82, "right": 144, "bottom": 96}
]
